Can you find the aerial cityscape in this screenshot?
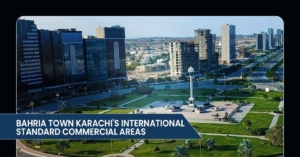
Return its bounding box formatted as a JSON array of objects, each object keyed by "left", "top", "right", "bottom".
[{"left": 16, "top": 16, "right": 283, "bottom": 157}]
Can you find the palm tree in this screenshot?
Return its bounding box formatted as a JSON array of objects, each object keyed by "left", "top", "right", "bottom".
[
  {"left": 205, "top": 137, "right": 215, "bottom": 150},
  {"left": 237, "top": 139, "right": 253, "bottom": 157},
  {"left": 173, "top": 145, "right": 188, "bottom": 157}
]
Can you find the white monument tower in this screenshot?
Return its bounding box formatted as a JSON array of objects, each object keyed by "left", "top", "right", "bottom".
[{"left": 188, "top": 66, "right": 195, "bottom": 107}]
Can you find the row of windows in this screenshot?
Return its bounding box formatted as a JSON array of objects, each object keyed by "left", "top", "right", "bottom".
[
  {"left": 20, "top": 70, "right": 41, "bottom": 74},
  {"left": 23, "top": 44, "right": 39, "bottom": 47},
  {"left": 20, "top": 67, "right": 41, "bottom": 71},
  {"left": 28, "top": 81, "right": 42, "bottom": 85},
  {"left": 20, "top": 74, "right": 41, "bottom": 78},
  {"left": 31, "top": 24, "right": 36, "bottom": 27},
  {"left": 21, "top": 77, "right": 42, "bottom": 82},
  {"left": 24, "top": 59, "right": 40, "bottom": 63},
  {"left": 27, "top": 33, "right": 38, "bottom": 35},
  {"left": 23, "top": 48, "right": 39, "bottom": 51},
  {"left": 31, "top": 29, "right": 37, "bottom": 32},
  {"left": 22, "top": 40, "right": 38, "bottom": 43},
  {"left": 24, "top": 55, "right": 39, "bottom": 59},
  {"left": 27, "top": 37, "right": 38, "bottom": 39},
  {"left": 19, "top": 63, "right": 41, "bottom": 67},
  {"left": 23, "top": 51, "right": 39, "bottom": 55}
]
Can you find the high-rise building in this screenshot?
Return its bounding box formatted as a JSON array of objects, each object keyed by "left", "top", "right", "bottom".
[
  {"left": 96, "top": 25, "right": 127, "bottom": 85},
  {"left": 83, "top": 36, "right": 108, "bottom": 83},
  {"left": 268, "top": 28, "right": 274, "bottom": 49},
  {"left": 221, "top": 24, "right": 236, "bottom": 64},
  {"left": 169, "top": 41, "right": 200, "bottom": 77},
  {"left": 252, "top": 33, "right": 257, "bottom": 38},
  {"left": 262, "top": 32, "right": 269, "bottom": 51},
  {"left": 281, "top": 30, "right": 284, "bottom": 46},
  {"left": 194, "top": 29, "right": 213, "bottom": 72},
  {"left": 211, "top": 34, "right": 219, "bottom": 68},
  {"left": 256, "top": 34, "right": 263, "bottom": 50},
  {"left": 276, "top": 29, "right": 282, "bottom": 46},
  {"left": 17, "top": 19, "right": 43, "bottom": 94}
]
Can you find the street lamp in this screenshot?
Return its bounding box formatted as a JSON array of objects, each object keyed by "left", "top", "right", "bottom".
[
  {"left": 56, "top": 93, "right": 59, "bottom": 110},
  {"left": 188, "top": 66, "right": 194, "bottom": 106},
  {"left": 29, "top": 101, "right": 34, "bottom": 114}
]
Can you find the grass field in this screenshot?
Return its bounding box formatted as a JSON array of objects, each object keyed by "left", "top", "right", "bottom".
[
  {"left": 219, "top": 90, "right": 283, "bottom": 99},
  {"left": 155, "top": 88, "right": 217, "bottom": 96},
  {"left": 276, "top": 115, "right": 284, "bottom": 126},
  {"left": 191, "top": 113, "right": 273, "bottom": 135},
  {"left": 86, "top": 93, "right": 143, "bottom": 106},
  {"left": 124, "top": 96, "right": 160, "bottom": 108},
  {"left": 130, "top": 136, "right": 283, "bottom": 157},
  {"left": 103, "top": 108, "right": 135, "bottom": 114},
  {"left": 21, "top": 139, "right": 136, "bottom": 156}
]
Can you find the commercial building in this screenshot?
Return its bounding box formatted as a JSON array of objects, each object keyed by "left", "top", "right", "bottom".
[
  {"left": 96, "top": 25, "right": 127, "bottom": 86},
  {"left": 276, "top": 29, "right": 282, "bottom": 46},
  {"left": 221, "top": 24, "right": 236, "bottom": 64},
  {"left": 262, "top": 32, "right": 269, "bottom": 51},
  {"left": 268, "top": 28, "right": 274, "bottom": 49},
  {"left": 211, "top": 34, "right": 219, "bottom": 68},
  {"left": 256, "top": 34, "right": 263, "bottom": 50},
  {"left": 17, "top": 19, "right": 43, "bottom": 95},
  {"left": 169, "top": 41, "right": 200, "bottom": 77},
  {"left": 194, "top": 29, "right": 213, "bottom": 72},
  {"left": 83, "top": 36, "right": 108, "bottom": 83}
]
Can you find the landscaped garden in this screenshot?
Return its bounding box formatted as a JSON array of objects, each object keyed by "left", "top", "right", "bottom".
[
  {"left": 103, "top": 108, "right": 135, "bottom": 114},
  {"left": 277, "top": 115, "right": 284, "bottom": 126},
  {"left": 130, "top": 136, "right": 283, "bottom": 157},
  {"left": 86, "top": 93, "right": 143, "bottom": 107}
]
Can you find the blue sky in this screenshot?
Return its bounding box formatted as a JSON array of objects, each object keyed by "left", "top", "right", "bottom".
[{"left": 19, "top": 16, "right": 283, "bottom": 38}]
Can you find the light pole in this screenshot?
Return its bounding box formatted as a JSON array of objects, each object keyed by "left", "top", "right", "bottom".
[
  {"left": 188, "top": 66, "right": 194, "bottom": 107},
  {"left": 56, "top": 93, "right": 59, "bottom": 110},
  {"left": 29, "top": 101, "right": 34, "bottom": 114}
]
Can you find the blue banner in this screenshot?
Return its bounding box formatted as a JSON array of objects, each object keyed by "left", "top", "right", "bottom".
[{"left": 0, "top": 114, "right": 200, "bottom": 139}]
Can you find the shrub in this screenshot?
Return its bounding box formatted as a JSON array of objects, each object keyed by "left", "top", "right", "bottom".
[
  {"left": 272, "top": 96, "right": 281, "bottom": 101},
  {"left": 251, "top": 128, "right": 266, "bottom": 136}
]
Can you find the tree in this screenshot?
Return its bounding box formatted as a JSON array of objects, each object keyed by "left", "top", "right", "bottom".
[
  {"left": 144, "top": 139, "right": 149, "bottom": 144},
  {"left": 60, "top": 101, "right": 71, "bottom": 111},
  {"left": 237, "top": 139, "right": 253, "bottom": 157},
  {"left": 55, "top": 140, "right": 70, "bottom": 153},
  {"left": 153, "top": 146, "right": 160, "bottom": 153},
  {"left": 243, "top": 119, "right": 252, "bottom": 130},
  {"left": 165, "top": 77, "right": 172, "bottom": 82},
  {"left": 146, "top": 77, "right": 155, "bottom": 84},
  {"left": 173, "top": 145, "right": 188, "bottom": 157},
  {"left": 156, "top": 78, "right": 165, "bottom": 83},
  {"left": 121, "top": 80, "right": 129, "bottom": 87},
  {"left": 136, "top": 86, "right": 154, "bottom": 94},
  {"left": 263, "top": 94, "right": 268, "bottom": 101},
  {"left": 205, "top": 137, "right": 215, "bottom": 150},
  {"left": 129, "top": 79, "right": 138, "bottom": 85},
  {"left": 266, "top": 125, "right": 283, "bottom": 147},
  {"left": 223, "top": 112, "right": 229, "bottom": 120},
  {"left": 184, "top": 139, "right": 191, "bottom": 149}
]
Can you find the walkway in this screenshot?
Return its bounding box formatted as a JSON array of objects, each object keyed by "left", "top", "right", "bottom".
[{"left": 268, "top": 100, "right": 284, "bottom": 129}]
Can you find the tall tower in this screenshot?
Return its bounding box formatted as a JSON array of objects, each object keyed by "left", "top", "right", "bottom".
[
  {"left": 194, "top": 29, "right": 213, "bottom": 72},
  {"left": 262, "top": 32, "right": 268, "bottom": 51},
  {"left": 96, "top": 25, "right": 127, "bottom": 86},
  {"left": 256, "top": 34, "right": 263, "bottom": 50},
  {"left": 268, "top": 28, "right": 274, "bottom": 49},
  {"left": 221, "top": 24, "right": 236, "bottom": 64},
  {"left": 17, "top": 19, "right": 43, "bottom": 94}
]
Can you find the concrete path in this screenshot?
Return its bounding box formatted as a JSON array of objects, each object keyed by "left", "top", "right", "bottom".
[
  {"left": 269, "top": 115, "right": 280, "bottom": 129},
  {"left": 200, "top": 133, "right": 268, "bottom": 140},
  {"left": 122, "top": 140, "right": 144, "bottom": 154},
  {"left": 278, "top": 101, "right": 284, "bottom": 111},
  {"left": 118, "top": 95, "right": 148, "bottom": 107}
]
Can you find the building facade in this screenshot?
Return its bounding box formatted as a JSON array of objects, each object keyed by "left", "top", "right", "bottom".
[
  {"left": 256, "top": 34, "right": 263, "bottom": 50},
  {"left": 96, "top": 26, "right": 127, "bottom": 86},
  {"left": 194, "top": 29, "right": 213, "bottom": 71},
  {"left": 169, "top": 41, "right": 200, "bottom": 77},
  {"left": 262, "top": 32, "right": 269, "bottom": 51},
  {"left": 83, "top": 36, "right": 108, "bottom": 83},
  {"left": 268, "top": 28, "right": 274, "bottom": 49},
  {"left": 17, "top": 19, "right": 43, "bottom": 95},
  {"left": 221, "top": 24, "right": 236, "bottom": 64}
]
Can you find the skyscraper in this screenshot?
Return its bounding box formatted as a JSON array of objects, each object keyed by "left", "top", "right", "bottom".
[
  {"left": 17, "top": 19, "right": 43, "bottom": 94},
  {"left": 221, "top": 24, "right": 236, "bottom": 64},
  {"left": 276, "top": 29, "right": 282, "bottom": 46},
  {"left": 96, "top": 25, "right": 127, "bottom": 86},
  {"left": 194, "top": 29, "right": 213, "bottom": 72},
  {"left": 211, "top": 34, "right": 219, "bottom": 68},
  {"left": 262, "top": 32, "right": 268, "bottom": 51},
  {"left": 268, "top": 28, "right": 274, "bottom": 49},
  {"left": 256, "top": 34, "right": 263, "bottom": 50},
  {"left": 83, "top": 36, "right": 108, "bottom": 83},
  {"left": 169, "top": 41, "right": 200, "bottom": 77}
]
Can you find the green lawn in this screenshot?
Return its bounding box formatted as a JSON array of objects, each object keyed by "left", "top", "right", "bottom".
[
  {"left": 21, "top": 139, "right": 136, "bottom": 156},
  {"left": 191, "top": 113, "right": 273, "bottom": 135},
  {"left": 86, "top": 93, "right": 143, "bottom": 106},
  {"left": 211, "top": 97, "right": 281, "bottom": 112},
  {"left": 124, "top": 96, "right": 160, "bottom": 108},
  {"left": 219, "top": 90, "right": 283, "bottom": 99},
  {"left": 58, "top": 107, "right": 106, "bottom": 114},
  {"left": 276, "top": 115, "right": 284, "bottom": 126},
  {"left": 130, "top": 136, "right": 283, "bottom": 157},
  {"left": 155, "top": 88, "right": 217, "bottom": 96},
  {"left": 103, "top": 108, "right": 135, "bottom": 114}
]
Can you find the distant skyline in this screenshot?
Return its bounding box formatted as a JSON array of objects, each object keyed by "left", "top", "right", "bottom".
[{"left": 19, "top": 16, "right": 283, "bottom": 38}]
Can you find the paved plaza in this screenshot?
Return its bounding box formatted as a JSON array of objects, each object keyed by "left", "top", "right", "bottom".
[{"left": 138, "top": 100, "right": 254, "bottom": 123}]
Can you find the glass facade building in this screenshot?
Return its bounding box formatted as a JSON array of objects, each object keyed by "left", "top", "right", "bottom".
[
  {"left": 83, "top": 38, "right": 108, "bottom": 82},
  {"left": 256, "top": 34, "right": 263, "bottom": 50},
  {"left": 61, "top": 31, "right": 85, "bottom": 83},
  {"left": 268, "top": 28, "right": 274, "bottom": 49},
  {"left": 17, "top": 19, "right": 43, "bottom": 94}
]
